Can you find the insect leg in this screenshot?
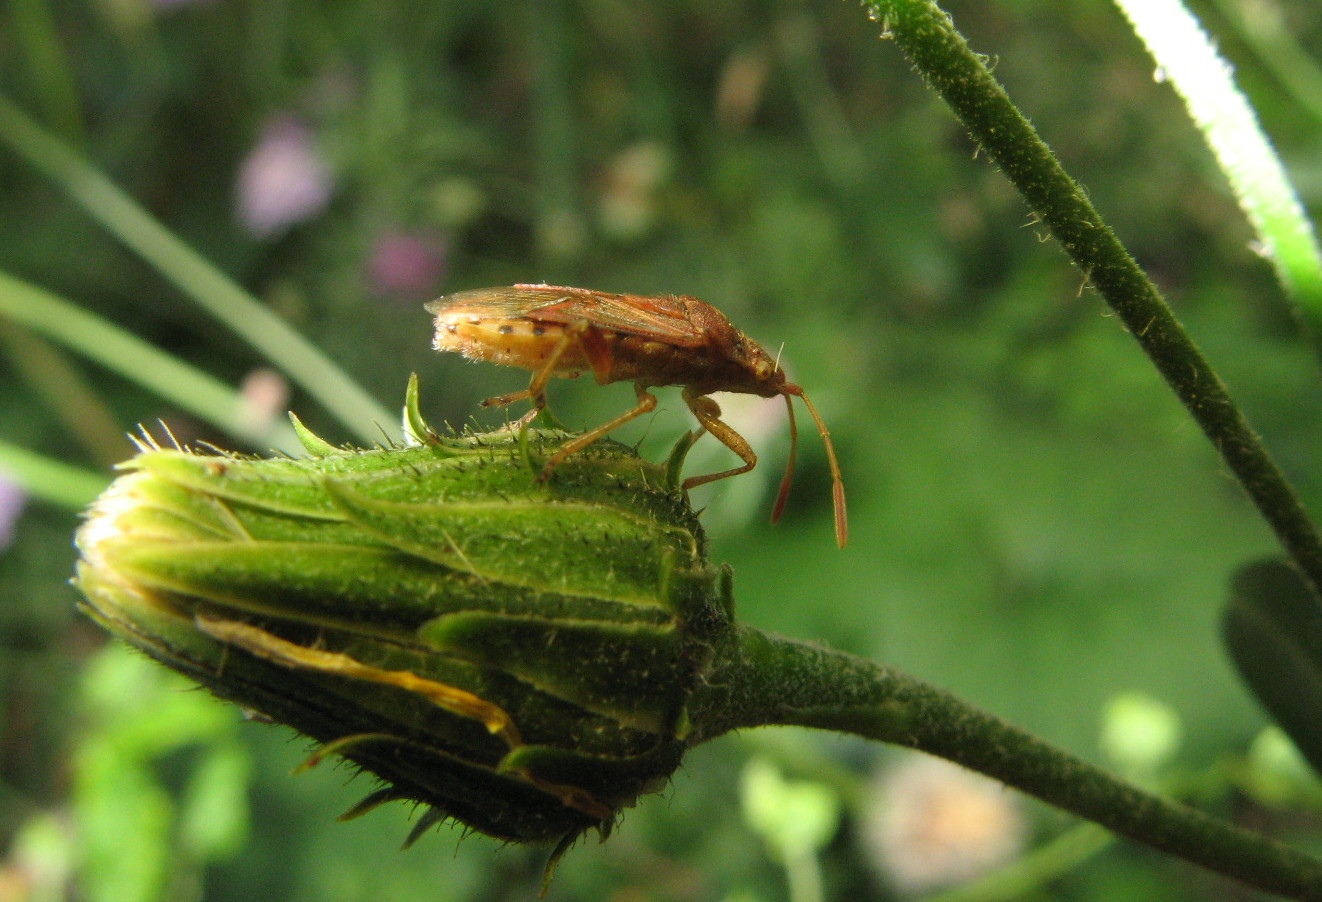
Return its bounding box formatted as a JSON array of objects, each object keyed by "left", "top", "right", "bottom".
[
  {"left": 536, "top": 383, "right": 657, "bottom": 481},
  {"left": 478, "top": 322, "right": 580, "bottom": 426},
  {"left": 481, "top": 388, "right": 535, "bottom": 409},
  {"left": 679, "top": 389, "right": 758, "bottom": 490},
  {"left": 482, "top": 320, "right": 614, "bottom": 432},
  {"left": 480, "top": 388, "right": 545, "bottom": 431}
]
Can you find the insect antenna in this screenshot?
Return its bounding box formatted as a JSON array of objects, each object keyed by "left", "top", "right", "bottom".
[{"left": 777, "top": 384, "right": 848, "bottom": 548}]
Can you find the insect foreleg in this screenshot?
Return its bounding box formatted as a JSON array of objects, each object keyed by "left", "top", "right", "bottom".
[
  {"left": 536, "top": 383, "right": 657, "bottom": 481},
  {"left": 680, "top": 389, "right": 758, "bottom": 490}
]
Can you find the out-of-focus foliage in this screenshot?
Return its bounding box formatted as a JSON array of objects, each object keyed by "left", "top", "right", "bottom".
[
  {"left": 1, "top": 0, "right": 1321, "bottom": 899},
  {"left": 71, "top": 645, "right": 250, "bottom": 902}
]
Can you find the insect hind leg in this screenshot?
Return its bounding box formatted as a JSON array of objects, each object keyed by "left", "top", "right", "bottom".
[
  {"left": 481, "top": 387, "right": 536, "bottom": 409},
  {"left": 480, "top": 388, "right": 547, "bottom": 432},
  {"left": 479, "top": 325, "right": 576, "bottom": 425},
  {"left": 680, "top": 389, "right": 757, "bottom": 490},
  {"left": 481, "top": 320, "right": 609, "bottom": 431}
]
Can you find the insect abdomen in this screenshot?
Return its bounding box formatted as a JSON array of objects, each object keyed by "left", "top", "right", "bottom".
[{"left": 432, "top": 316, "right": 591, "bottom": 374}]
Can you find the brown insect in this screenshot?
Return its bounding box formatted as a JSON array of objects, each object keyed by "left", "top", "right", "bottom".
[{"left": 426, "top": 284, "right": 847, "bottom": 548}]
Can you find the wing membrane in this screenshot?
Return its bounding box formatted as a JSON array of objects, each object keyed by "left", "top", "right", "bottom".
[{"left": 426, "top": 285, "right": 705, "bottom": 346}]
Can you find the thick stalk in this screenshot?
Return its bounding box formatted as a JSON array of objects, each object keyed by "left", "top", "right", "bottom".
[{"left": 689, "top": 626, "right": 1322, "bottom": 901}]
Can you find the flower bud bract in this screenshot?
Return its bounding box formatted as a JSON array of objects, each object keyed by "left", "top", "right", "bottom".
[{"left": 73, "top": 392, "right": 731, "bottom": 857}]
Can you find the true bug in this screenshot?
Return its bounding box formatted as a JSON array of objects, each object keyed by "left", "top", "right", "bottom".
[{"left": 426, "top": 284, "right": 847, "bottom": 548}]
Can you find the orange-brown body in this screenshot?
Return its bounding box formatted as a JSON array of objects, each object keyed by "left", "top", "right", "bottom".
[{"left": 426, "top": 284, "right": 846, "bottom": 547}]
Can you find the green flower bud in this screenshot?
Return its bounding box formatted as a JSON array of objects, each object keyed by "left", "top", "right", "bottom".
[{"left": 73, "top": 381, "right": 732, "bottom": 859}]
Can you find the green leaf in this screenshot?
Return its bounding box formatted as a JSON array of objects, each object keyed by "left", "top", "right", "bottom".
[{"left": 1223, "top": 559, "right": 1322, "bottom": 775}]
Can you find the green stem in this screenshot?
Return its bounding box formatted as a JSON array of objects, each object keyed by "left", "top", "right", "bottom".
[
  {"left": 0, "top": 94, "right": 393, "bottom": 444},
  {"left": 784, "top": 846, "right": 824, "bottom": 902},
  {"left": 691, "top": 627, "right": 1322, "bottom": 900},
  {"left": 859, "top": 0, "right": 1322, "bottom": 604}
]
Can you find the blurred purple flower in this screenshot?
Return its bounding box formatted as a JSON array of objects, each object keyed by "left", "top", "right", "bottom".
[
  {"left": 367, "top": 231, "right": 448, "bottom": 298},
  {"left": 236, "top": 116, "right": 332, "bottom": 237},
  {"left": 0, "top": 472, "right": 27, "bottom": 552}
]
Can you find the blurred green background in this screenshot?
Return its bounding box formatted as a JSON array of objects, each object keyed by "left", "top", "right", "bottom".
[{"left": 2, "top": 0, "right": 1322, "bottom": 899}]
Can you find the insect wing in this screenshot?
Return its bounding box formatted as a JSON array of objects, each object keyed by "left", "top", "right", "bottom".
[
  {"left": 424, "top": 286, "right": 553, "bottom": 318},
  {"left": 427, "top": 285, "right": 706, "bottom": 347},
  {"left": 548, "top": 290, "right": 706, "bottom": 346}
]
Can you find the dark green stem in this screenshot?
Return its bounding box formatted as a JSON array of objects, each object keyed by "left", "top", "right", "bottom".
[
  {"left": 862, "top": 0, "right": 1322, "bottom": 601},
  {"left": 689, "top": 626, "right": 1322, "bottom": 900}
]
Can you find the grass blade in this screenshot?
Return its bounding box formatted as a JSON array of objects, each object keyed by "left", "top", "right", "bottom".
[
  {"left": 0, "top": 94, "right": 393, "bottom": 442},
  {"left": 0, "top": 271, "right": 297, "bottom": 452},
  {"left": 1114, "top": 0, "right": 1322, "bottom": 349}
]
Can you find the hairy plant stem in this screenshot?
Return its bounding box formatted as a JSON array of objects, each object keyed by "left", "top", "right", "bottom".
[
  {"left": 690, "top": 626, "right": 1322, "bottom": 900},
  {"left": 861, "top": 0, "right": 1322, "bottom": 601}
]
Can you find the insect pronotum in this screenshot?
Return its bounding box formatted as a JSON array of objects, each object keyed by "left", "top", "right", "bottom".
[{"left": 426, "top": 284, "right": 847, "bottom": 548}]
